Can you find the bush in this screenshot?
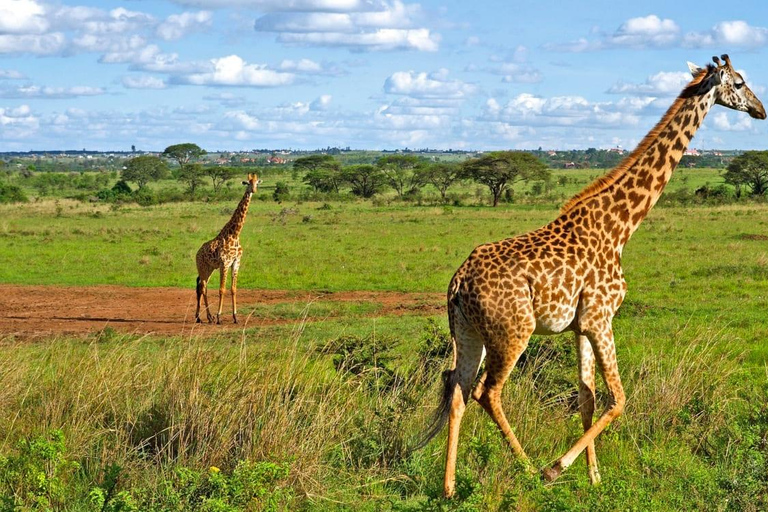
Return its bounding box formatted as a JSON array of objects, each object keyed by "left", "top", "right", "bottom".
[
  {"left": 0, "top": 183, "right": 28, "bottom": 203},
  {"left": 273, "top": 182, "right": 290, "bottom": 202}
]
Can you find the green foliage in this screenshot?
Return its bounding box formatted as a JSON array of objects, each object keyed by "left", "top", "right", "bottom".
[
  {"left": 122, "top": 155, "right": 169, "bottom": 190},
  {"left": 415, "top": 162, "right": 463, "bottom": 201},
  {"left": 177, "top": 163, "right": 206, "bottom": 197},
  {"left": 162, "top": 143, "right": 207, "bottom": 168},
  {"left": 204, "top": 166, "right": 241, "bottom": 193},
  {"left": 0, "top": 430, "right": 80, "bottom": 510},
  {"left": 340, "top": 164, "right": 387, "bottom": 198},
  {"left": 295, "top": 155, "right": 342, "bottom": 193},
  {"left": 272, "top": 181, "right": 290, "bottom": 202},
  {"left": 0, "top": 183, "right": 28, "bottom": 203},
  {"left": 724, "top": 150, "right": 768, "bottom": 196},
  {"left": 461, "top": 151, "right": 550, "bottom": 206},
  {"left": 376, "top": 154, "right": 426, "bottom": 197}
]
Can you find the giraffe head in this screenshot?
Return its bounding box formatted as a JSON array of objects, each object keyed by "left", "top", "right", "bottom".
[
  {"left": 241, "top": 173, "right": 261, "bottom": 194},
  {"left": 688, "top": 54, "right": 766, "bottom": 119}
]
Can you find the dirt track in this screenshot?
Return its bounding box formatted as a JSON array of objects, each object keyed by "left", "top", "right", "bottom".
[{"left": 0, "top": 284, "right": 444, "bottom": 339}]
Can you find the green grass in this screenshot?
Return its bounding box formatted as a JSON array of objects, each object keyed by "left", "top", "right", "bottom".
[{"left": 2, "top": 169, "right": 768, "bottom": 510}]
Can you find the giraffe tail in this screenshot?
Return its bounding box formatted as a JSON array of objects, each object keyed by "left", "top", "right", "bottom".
[{"left": 413, "top": 367, "right": 458, "bottom": 451}]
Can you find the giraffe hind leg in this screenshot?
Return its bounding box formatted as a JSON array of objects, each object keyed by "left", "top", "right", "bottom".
[
  {"left": 442, "top": 316, "right": 486, "bottom": 498},
  {"left": 474, "top": 327, "right": 534, "bottom": 464}
]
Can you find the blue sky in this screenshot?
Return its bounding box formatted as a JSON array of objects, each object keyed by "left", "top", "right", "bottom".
[{"left": 1, "top": 0, "right": 767, "bottom": 151}]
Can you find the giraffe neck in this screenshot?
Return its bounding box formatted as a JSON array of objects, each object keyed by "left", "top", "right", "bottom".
[
  {"left": 218, "top": 190, "right": 252, "bottom": 240},
  {"left": 559, "top": 82, "right": 716, "bottom": 253}
]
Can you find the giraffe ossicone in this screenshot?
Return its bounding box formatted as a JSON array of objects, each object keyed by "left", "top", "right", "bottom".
[
  {"left": 195, "top": 173, "right": 261, "bottom": 325},
  {"left": 419, "top": 55, "right": 765, "bottom": 497}
]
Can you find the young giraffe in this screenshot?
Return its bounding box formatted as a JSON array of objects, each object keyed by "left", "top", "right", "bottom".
[
  {"left": 421, "top": 55, "right": 765, "bottom": 497},
  {"left": 195, "top": 173, "right": 261, "bottom": 324}
]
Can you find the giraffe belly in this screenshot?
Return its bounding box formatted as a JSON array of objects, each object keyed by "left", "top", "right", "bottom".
[{"left": 533, "top": 306, "right": 577, "bottom": 335}]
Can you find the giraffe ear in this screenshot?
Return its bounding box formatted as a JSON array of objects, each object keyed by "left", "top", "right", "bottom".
[
  {"left": 241, "top": 181, "right": 248, "bottom": 185},
  {"left": 687, "top": 61, "right": 704, "bottom": 77}
]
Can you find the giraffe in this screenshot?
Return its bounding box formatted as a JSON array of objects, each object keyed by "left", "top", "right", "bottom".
[
  {"left": 195, "top": 173, "right": 261, "bottom": 324},
  {"left": 420, "top": 55, "right": 765, "bottom": 497}
]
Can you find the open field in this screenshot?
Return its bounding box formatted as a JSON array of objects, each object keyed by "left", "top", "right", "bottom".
[{"left": 1, "top": 180, "right": 768, "bottom": 509}]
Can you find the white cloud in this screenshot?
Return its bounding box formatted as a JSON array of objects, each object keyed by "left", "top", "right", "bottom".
[
  {"left": 277, "top": 28, "right": 438, "bottom": 51},
  {"left": 484, "top": 92, "right": 643, "bottom": 128},
  {"left": 683, "top": 21, "right": 768, "bottom": 48},
  {"left": 122, "top": 75, "right": 167, "bottom": 89},
  {"left": 310, "top": 94, "right": 332, "bottom": 110},
  {"left": 278, "top": 58, "right": 344, "bottom": 76},
  {"left": 545, "top": 14, "right": 680, "bottom": 52},
  {"left": 0, "top": 84, "right": 105, "bottom": 99},
  {"left": 384, "top": 69, "right": 476, "bottom": 98},
  {"left": 202, "top": 91, "right": 247, "bottom": 106},
  {"left": 0, "top": 69, "right": 26, "bottom": 79},
  {"left": 254, "top": 0, "right": 439, "bottom": 52},
  {"left": 710, "top": 111, "right": 753, "bottom": 131},
  {"left": 607, "top": 71, "right": 691, "bottom": 96},
  {"left": 169, "top": 0, "right": 376, "bottom": 12},
  {"left": 156, "top": 11, "right": 212, "bottom": 41},
  {"left": 182, "top": 55, "right": 296, "bottom": 86},
  {"left": 0, "top": 0, "right": 49, "bottom": 34},
  {"left": 0, "top": 33, "right": 66, "bottom": 55}
]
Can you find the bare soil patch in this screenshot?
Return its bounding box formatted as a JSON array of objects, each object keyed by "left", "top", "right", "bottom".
[{"left": 0, "top": 284, "right": 444, "bottom": 340}]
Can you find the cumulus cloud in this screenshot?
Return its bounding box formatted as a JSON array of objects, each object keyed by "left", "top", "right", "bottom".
[
  {"left": 0, "top": 0, "right": 49, "bottom": 34},
  {"left": 156, "top": 11, "right": 212, "bottom": 40},
  {"left": 254, "top": 0, "right": 439, "bottom": 52},
  {"left": 606, "top": 71, "right": 691, "bottom": 96},
  {"left": 710, "top": 111, "right": 753, "bottom": 131},
  {"left": 122, "top": 75, "right": 167, "bottom": 89},
  {"left": 484, "top": 92, "right": 644, "bottom": 128},
  {"left": 545, "top": 14, "right": 680, "bottom": 52},
  {"left": 0, "top": 84, "right": 105, "bottom": 99},
  {"left": 181, "top": 55, "right": 296, "bottom": 86},
  {"left": 169, "top": 0, "right": 377, "bottom": 12},
  {"left": 0, "top": 69, "right": 26, "bottom": 79},
  {"left": 0, "top": 33, "right": 66, "bottom": 55},
  {"left": 384, "top": 69, "right": 476, "bottom": 98},
  {"left": 683, "top": 21, "right": 768, "bottom": 48},
  {"left": 310, "top": 94, "right": 332, "bottom": 110}
]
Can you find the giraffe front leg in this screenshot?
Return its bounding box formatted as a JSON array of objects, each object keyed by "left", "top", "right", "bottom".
[
  {"left": 577, "top": 334, "right": 600, "bottom": 485},
  {"left": 217, "top": 265, "right": 228, "bottom": 325},
  {"left": 543, "top": 326, "right": 625, "bottom": 482},
  {"left": 231, "top": 258, "right": 240, "bottom": 324}
]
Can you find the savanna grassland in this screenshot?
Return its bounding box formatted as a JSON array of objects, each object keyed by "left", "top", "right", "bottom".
[{"left": 1, "top": 166, "right": 768, "bottom": 511}]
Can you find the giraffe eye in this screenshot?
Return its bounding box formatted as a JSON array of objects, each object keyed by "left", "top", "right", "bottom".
[{"left": 735, "top": 82, "right": 745, "bottom": 89}]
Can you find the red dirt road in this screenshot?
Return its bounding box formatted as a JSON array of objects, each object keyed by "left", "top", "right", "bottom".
[{"left": 0, "top": 284, "right": 444, "bottom": 339}]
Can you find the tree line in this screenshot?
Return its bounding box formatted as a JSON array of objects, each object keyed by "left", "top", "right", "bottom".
[{"left": 293, "top": 152, "right": 551, "bottom": 206}]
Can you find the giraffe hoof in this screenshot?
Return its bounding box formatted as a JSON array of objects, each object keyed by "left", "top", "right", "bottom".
[
  {"left": 195, "top": 317, "right": 202, "bottom": 324},
  {"left": 233, "top": 317, "right": 238, "bottom": 324},
  {"left": 542, "top": 462, "right": 563, "bottom": 483}
]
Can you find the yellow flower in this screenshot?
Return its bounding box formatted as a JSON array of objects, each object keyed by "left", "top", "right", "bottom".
[{"left": 210, "top": 466, "right": 220, "bottom": 473}]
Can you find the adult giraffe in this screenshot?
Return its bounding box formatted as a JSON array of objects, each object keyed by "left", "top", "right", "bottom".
[
  {"left": 195, "top": 173, "right": 261, "bottom": 324},
  {"left": 422, "top": 55, "right": 765, "bottom": 497}
]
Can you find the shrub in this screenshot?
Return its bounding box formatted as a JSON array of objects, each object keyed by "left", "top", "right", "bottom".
[
  {"left": 273, "top": 182, "right": 290, "bottom": 202},
  {"left": 0, "top": 183, "right": 28, "bottom": 203}
]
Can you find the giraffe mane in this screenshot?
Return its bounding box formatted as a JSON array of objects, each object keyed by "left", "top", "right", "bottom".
[{"left": 559, "top": 65, "right": 714, "bottom": 215}]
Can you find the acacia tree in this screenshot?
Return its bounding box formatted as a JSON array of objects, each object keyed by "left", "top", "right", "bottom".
[
  {"left": 295, "top": 155, "right": 342, "bottom": 193},
  {"left": 340, "top": 164, "right": 387, "bottom": 198},
  {"left": 204, "top": 166, "right": 241, "bottom": 193},
  {"left": 462, "top": 151, "right": 550, "bottom": 206},
  {"left": 162, "top": 143, "right": 206, "bottom": 169},
  {"left": 122, "top": 155, "right": 169, "bottom": 190},
  {"left": 724, "top": 151, "right": 768, "bottom": 196},
  {"left": 376, "top": 154, "right": 424, "bottom": 197},
  {"left": 177, "top": 163, "right": 205, "bottom": 197},
  {"left": 416, "top": 162, "right": 463, "bottom": 201}
]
